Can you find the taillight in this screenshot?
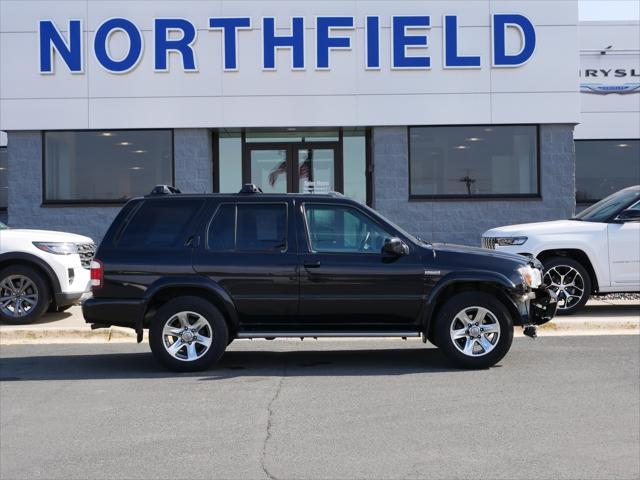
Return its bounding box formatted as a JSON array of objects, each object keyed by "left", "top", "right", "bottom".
[{"left": 90, "top": 259, "right": 103, "bottom": 289}]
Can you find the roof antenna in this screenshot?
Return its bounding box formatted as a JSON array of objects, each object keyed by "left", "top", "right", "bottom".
[{"left": 600, "top": 45, "right": 613, "bottom": 55}]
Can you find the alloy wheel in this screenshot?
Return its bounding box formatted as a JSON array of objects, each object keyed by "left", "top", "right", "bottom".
[
  {"left": 449, "top": 306, "right": 501, "bottom": 357},
  {"left": 162, "top": 311, "right": 213, "bottom": 362},
  {"left": 543, "top": 265, "right": 585, "bottom": 311},
  {"left": 0, "top": 275, "right": 39, "bottom": 318}
]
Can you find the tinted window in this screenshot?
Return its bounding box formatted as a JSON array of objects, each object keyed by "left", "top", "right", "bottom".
[
  {"left": 207, "top": 204, "right": 235, "bottom": 251},
  {"left": 44, "top": 130, "right": 172, "bottom": 202},
  {"left": 409, "top": 126, "right": 538, "bottom": 197},
  {"left": 236, "top": 204, "right": 287, "bottom": 252},
  {"left": 305, "top": 204, "right": 390, "bottom": 253},
  {"left": 575, "top": 140, "right": 640, "bottom": 202},
  {"left": 574, "top": 188, "right": 640, "bottom": 223},
  {"left": 118, "top": 199, "right": 204, "bottom": 248}
]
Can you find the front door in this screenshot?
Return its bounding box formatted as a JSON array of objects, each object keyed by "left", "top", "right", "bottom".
[
  {"left": 244, "top": 143, "right": 341, "bottom": 194},
  {"left": 608, "top": 207, "right": 640, "bottom": 285},
  {"left": 297, "top": 202, "right": 426, "bottom": 329}
]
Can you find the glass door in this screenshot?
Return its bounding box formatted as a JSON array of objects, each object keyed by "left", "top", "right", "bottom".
[
  {"left": 296, "top": 147, "right": 337, "bottom": 194},
  {"left": 247, "top": 147, "right": 291, "bottom": 194},
  {"left": 244, "top": 143, "right": 340, "bottom": 194}
]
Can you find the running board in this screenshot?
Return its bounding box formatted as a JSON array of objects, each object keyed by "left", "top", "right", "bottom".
[{"left": 237, "top": 331, "right": 421, "bottom": 339}]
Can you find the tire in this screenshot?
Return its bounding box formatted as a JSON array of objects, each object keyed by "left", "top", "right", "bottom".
[
  {"left": 149, "top": 296, "right": 228, "bottom": 372},
  {"left": 542, "top": 256, "right": 591, "bottom": 316},
  {"left": 0, "top": 265, "right": 51, "bottom": 325},
  {"left": 434, "top": 292, "right": 514, "bottom": 369}
]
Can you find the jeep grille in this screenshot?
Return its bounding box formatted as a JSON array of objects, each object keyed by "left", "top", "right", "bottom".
[{"left": 482, "top": 237, "right": 497, "bottom": 250}]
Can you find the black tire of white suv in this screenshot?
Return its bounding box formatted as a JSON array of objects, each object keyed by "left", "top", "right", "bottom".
[
  {"left": 542, "top": 256, "right": 592, "bottom": 316},
  {"left": 149, "top": 296, "right": 229, "bottom": 372},
  {"left": 0, "top": 265, "right": 51, "bottom": 325},
  {"left": 435, "top": 292, "right": 514, "bottom": 369}
]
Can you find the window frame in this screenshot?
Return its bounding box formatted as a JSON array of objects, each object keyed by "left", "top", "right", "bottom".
[
  {"left": 407, "top": 124, "right": 542, "bottom": 201},
  {"left": 0, "top": 146, "right": 7, "bottom": 211},
  {"left": 205, "top": 201, "right": 290, "bottom": 254},
  {"left": 301, "top": 202, "right": 395, "bottom": 256},
  {"left": 41, "top": 129, "right": 175, "bottom": 206},
  {"left": 574, "top": 138, "right": 640, "bottom": 205}
]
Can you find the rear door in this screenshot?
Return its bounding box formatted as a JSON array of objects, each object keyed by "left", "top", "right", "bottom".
[{"left": 192, "top": 200, "right": 299, "bottom": 327}]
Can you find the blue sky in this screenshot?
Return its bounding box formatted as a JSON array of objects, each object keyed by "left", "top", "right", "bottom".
[{"left": 580, "top": 1, "right": 640, "bottom": 20}]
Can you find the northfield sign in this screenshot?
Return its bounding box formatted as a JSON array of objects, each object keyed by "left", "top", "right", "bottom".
[{"left": 38, "top": 14, "right": 537, "bottom": 74}]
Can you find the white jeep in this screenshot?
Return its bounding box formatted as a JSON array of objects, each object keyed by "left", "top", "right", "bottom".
[
  {"left": 0, "top": 222, "right": 95, "bottom": 324},
  {"left": 482, "top": 186, "right": 640, "bottom": 314}
]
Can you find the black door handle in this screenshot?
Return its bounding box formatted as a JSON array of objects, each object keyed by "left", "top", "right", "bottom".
[{"left": 304, "top": 260, "right": 321, "bottom": 269}]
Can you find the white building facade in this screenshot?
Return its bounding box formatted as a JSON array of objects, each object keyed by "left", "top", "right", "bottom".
[{"left": 0, "top": 1, "right": 636, "bottom": 243}]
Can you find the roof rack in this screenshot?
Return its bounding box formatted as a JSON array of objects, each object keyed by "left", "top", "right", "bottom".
[
  {"left": 239, "top": 183, "right": 263, "bottom": 194},
  {"left": 150, "top": 185, "right": 181, "bottom": 195}
]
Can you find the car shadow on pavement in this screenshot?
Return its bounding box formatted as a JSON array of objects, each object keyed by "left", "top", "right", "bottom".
[
  {"left": 0, "top": 310, "right": 74, "bottom": 326},
  {"left": 0, "top": 346, "right": 465, "bottom": 382},
  {"left": 577, "top": 304, "right": 640, "bottom": 318}
]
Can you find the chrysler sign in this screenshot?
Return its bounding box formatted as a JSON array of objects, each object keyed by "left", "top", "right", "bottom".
[{"left": 38, "top": 14, "right": 537, "bottom": 74}]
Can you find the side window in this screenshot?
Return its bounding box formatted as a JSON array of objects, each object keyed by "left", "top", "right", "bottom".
[
  {"left": 117, "top": 199, "right": 205, "bottom": 249},
  {"left": 236, "top": 204, "right": 287, "bottom": 252},
  {"left": 207, "top": 204, "right": 235, "bottom": 251},
  {"left": 304, "top": 204, "right": 391, "bottom": 253}
]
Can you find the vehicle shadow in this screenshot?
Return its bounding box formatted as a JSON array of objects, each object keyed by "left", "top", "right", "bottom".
[
  {"left": 0, "top": 310, "right": 74, "bottom": 326},
  {"left": 577, "top": 304, "right": 640, "bottom": 318},
  {"left": 0, "top": 346, "right": 464, "bottom": 382}
]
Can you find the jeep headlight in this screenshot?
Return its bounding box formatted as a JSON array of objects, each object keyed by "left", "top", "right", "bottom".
[
  {"left": 519, "top": 265, "right": 542, "bottom": 289},
  {"left": 495, "top": 236, "right": 528, "bottom": 246},
  {"left": 33, "top": 242, "right": 78, "bottom": 255}
]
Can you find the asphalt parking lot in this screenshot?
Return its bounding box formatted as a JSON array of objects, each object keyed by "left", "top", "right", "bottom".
[{"left": 1, "top": 335, "right": 638, "bottom": 480}]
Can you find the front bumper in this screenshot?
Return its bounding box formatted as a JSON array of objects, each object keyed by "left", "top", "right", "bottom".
[{"left": 529, "top": 287, "right": 558, "bottom": 325}]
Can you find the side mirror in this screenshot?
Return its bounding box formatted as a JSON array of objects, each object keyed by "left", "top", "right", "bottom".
[
  {"left": 614, "top": 210, "right": 640, "bottom": 223},
  {"left": 382, "top": 237, "right": 409, "bottom": 257}
]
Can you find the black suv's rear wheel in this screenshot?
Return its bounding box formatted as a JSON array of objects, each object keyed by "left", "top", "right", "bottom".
[
  {"left": 149, "top": 296, "right": 228, "bottom": 372},
  {"left": 0, "top": 265, "right": 51, "bottom": 325},
  {"left": 435, "top": 292, "right": 514, "bottom": 369}
]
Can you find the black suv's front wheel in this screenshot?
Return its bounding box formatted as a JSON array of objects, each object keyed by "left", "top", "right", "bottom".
[
  {"left": 435, "top": 292, "right": 514, "bottom": 369},
  {"left": 149, "top": 296, "right": 228, "bottom": 372}
]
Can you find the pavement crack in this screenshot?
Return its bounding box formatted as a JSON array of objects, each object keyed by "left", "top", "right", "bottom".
[{"left": 260, "top": 357, "right": 288, "bottom": 480}]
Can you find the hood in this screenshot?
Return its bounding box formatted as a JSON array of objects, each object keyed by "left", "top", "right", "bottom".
[
  {"left": 483, "top": 219, "right": 607, "bottom": 237},
  {"left": 431, "top": 242, "right": 531, "bottom": 265},
  {"left": 0, "top": 228, "right": 94, "bottom": 244}
]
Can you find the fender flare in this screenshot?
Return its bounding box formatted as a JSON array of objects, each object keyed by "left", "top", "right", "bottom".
[
  {"left": 141, "top": 276, "right": 240, "bottom": 333},
  {"left": 421, "top": 270, "right": 520, "bottom": 333},
  {"left": 0, "top": 251, "right": 62, "bottom": 294}
]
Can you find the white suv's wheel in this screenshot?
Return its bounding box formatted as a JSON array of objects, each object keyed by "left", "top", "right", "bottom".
[
  {"left": 542, "top": 256, "right": 591, "bottom": 315},
  {"left": 435, "top": 292, "right": 514, "bottom": 369},
  {"left": 149, "top": 296, "right": 228, "bottom": 372},
  {"left": 0, "top": 265, "right": 50, "bottom": 325}
]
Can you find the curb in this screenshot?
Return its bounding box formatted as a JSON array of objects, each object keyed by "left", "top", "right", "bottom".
[{"left": 1, "top": 321, "right": 638, "bottom": 345}]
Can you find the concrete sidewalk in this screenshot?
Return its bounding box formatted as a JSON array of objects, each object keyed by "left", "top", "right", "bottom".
[{"left": 0, "top": 299, "right": 638, "bottom": 344}]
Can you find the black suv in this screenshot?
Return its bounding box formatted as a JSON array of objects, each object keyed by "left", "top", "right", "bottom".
[{"left": 83, "top": 185, "right": 557, "bottom": 371}]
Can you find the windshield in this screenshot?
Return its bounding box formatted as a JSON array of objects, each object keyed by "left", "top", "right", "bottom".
[
  {"left": 362, "top": 204, "right": 427, "bottom": 246},
  {"left": 574, "top": 188, "right": 640, "bottom": 223}
]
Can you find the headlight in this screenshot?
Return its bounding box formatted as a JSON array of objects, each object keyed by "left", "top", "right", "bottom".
[
  {"left": 495, "top": 236, "right": 528, "bottom": 246},
  {"left": 519, "top": 265, "right": 542, "bottom": 289},
  {"left": 33, "top": 242, "right": 78, "bottom": 255}
]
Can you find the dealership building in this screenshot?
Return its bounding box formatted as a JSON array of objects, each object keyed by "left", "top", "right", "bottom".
[{"left": 0, "top": 1, "right": 638, "bottom": 244}]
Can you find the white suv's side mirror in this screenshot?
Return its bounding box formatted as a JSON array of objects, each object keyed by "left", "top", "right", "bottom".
[{"left": 614, "top": 210, "right": 640, "bottom": 223}]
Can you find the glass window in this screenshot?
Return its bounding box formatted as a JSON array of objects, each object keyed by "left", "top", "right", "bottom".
[
  {"left": 245, "top": 128, "right": 339, "bottom": 143},
  {"left": 218, "top": 130, "right": 242, "bottom": 193},
  {"left": 575, "top": 140, "right": 640, "bottom": 203},
  {"left": 409, "top": 126, "right": 538, "bottom": 197},
  {"left": 343, "top": 129, "right": 367, "bottom": 204},
  {"left": 0, "top": 148, "right": 7, "bottom": 209},
  {"left": 207, "top": 204, "right": 235, "bottom": 251},
  {"left": 236, "top": 204, "right": 287, "bottom": 252},
  {"left": 44, "top": 130, "right": 173, "bottom": 202},
  {"left": 574, "top": 188, "right": 640, "bottom": 223},
  {"left": 305, "top": 204, "right": 391, "bottom": 253},
  {"left": 118, "top": 199, "right": 204, "bottom": 249}
]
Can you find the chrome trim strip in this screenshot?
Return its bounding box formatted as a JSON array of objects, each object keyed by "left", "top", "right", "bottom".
[{"left": 237, "top": 331, "right": 421, "bottom": 339}]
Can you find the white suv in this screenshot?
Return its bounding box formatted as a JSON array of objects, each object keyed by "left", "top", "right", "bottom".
[
  {"left": 0, "top": 222, "right": 95, "bottom": 324},
  {"left": 482, "top": 186, "right": 640, "bottom": 314}
]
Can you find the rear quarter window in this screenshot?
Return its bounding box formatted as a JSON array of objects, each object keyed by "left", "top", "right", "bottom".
[{"left": 117, "top": 198, "right": 205, "bottom": 249}]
